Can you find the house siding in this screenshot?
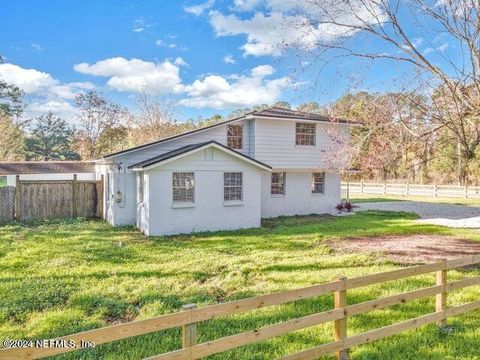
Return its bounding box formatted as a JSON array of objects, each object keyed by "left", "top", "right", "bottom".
[
  {"left": 261, "top": 171, "right": 340, "bottom": 218},
  {"left": 144, "top": 148, "right": 263, "bottom": 236},
  {"left": 253, "top": 118, "right": 349, "bottom": 169},
  {"left": 113, "top": 119, "right": 251, "bottom": 166}
]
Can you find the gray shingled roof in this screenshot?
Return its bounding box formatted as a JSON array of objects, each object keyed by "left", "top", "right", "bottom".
[
  {"left": 129, "top": 141, "right": 271, "bottom": 170},
  {"left": 251, "top": 107, "right": 351, "bottom": 124},
  {"left": 0, "top": 161, "right": 95, "bottom": 175}
]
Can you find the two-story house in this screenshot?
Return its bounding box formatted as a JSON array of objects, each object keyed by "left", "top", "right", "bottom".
[{"left": 96, "top": 107, "right": 353, "bottom": 236}]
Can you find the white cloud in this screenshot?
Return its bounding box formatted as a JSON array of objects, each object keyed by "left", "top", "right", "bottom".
[
  {"left": 74, "top": 57, "right": 183, "bottom": 94},
  {"left": 437, "top": 43, "right": 449, "bottom": 52},
  {"left": 174, "top": 57, "right": 188, "bottom": 66},
  {"left": 0, "top": 63, "right": 94, "bottom": 120},
  {"left": 401, "top": 37, "right": 423, "bottom": 50},
  {"left": 423, "top": 43, "right": 449, "bottom": 55},
  {"left": 209, "top": 1, "right": 387, "bottom": 57},
  {"left": 26, "top": 100, "right": 78, "bottom": 120},
  {"left": 31, "top": 43, "right": 44, "bottom": 51},
  {"left": 180, "top": 64, "right": 290, "bottom": 109},
  {"left": 133, "top": 17, "right": 156, "bottom": 33},
  {"left": 0, "top": 63, "right": 57, "bottom": 93},
  {"left": 232, "top": 0, "right": 262, "bottom": 11},
  {"left": 184, "top": 0, "right": 215, "bottom": 16},
  {"left": 223, "top": 54, "right": 236, "bottom": 64}
]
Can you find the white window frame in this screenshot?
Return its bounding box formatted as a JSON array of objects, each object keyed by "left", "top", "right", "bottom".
[
  {"left": 311, "top": 172, "right": 325, "bottom": 194},
  {"left": 296, "top": 122, "right": 316, "bottom": 146},
  {"left": 224, "top": 172, "right": 243, "bottom": 202},
  {"left": 271, "top": 172, "right": 286, "bottom": 196},
  {"left": 172, "top": 172, "right": 195, "bottom": 203},
  {"left": 227, "top": 124, "right": 243, "bottom": 150}
]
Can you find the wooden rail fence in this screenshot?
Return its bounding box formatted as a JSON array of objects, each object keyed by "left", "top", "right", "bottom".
[
  {"left": 0, "top": 175, "right": 103, "bottom": 224},
  {"left": 2, "top": 255, "right": 480, "bottom": 360},
  {"left": 342, "top": 181, "right": 480, "bottom": 199}
]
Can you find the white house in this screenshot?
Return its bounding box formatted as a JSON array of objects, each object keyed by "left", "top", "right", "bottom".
[{"left": 96, "top": 107, "right": 354, "bottom": 236}]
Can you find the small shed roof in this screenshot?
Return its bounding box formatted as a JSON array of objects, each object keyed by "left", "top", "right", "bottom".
[{"left": 0, "top": 161, "right": 95, "bottom": 175}]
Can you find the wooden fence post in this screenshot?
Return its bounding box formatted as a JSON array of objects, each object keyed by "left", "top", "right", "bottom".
[
  {"left": 383, "top": 183, "right": 387, "bottom": 196},
  {"left": 182, "top": 303, "right": 197, "bottom": 359},
  {"left": 405, "top": 182, "right": 409, "bottom": 197},
  {"left": 465, "top": 185, "right": 468, "bottom": 199},
  {"left": 360, "top": 181, "right": 364, "bottom": 194},
  {"left": 15, "top": 175, "right": 20, "bottom": 220},
  {"left": 72, "top": 174, "right": 77, "bottom": 218},
  {"left": 434, "top": 184, "right": 438, "bottom": 197},
  {"left": 334, "top": 276, "right": 349, "bottom": 360},
  {"left": 436, "top": 259, "right": 447, "bottom": 329}
]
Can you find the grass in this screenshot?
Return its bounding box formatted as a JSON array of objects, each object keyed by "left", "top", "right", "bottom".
[
  {"left": 350, "top": 194, "right": 480, "bottom": 206},
  {"left": 0, "top": 177, "right": 6, "bottom": 187},
  {"left": 1, "top": 212, "right": 480, "bottom": 359}
]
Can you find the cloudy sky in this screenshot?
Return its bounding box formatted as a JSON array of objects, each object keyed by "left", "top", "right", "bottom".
[{"left": 0, "top": 0, "right": 453, "bottom": 122}]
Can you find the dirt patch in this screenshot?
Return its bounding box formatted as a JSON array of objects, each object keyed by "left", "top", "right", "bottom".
[{"left": 330, "top": 235, "right": 480, "bottom": 264}]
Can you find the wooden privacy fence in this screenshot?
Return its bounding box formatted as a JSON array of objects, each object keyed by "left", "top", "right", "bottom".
[
  {"left": 0, "top": 186, "right": 15, "bottom": 223},
  {"left": 0, "top": 175, "right": 103, "bottom": 224},
  {"left": 342, "top": 181, "right": 480, "bottom": 199},
  {"left": 2, "top": 255, "right": 480, "bottom": 360}
]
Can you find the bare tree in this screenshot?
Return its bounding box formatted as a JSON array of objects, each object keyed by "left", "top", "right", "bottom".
[
  {"left": 292, "top": 0, "right": 480, "bottom": 183},
  {"left": 127, "top": 91, "right": 180, "bottom": 146},
  {"left": 74, "top": 90, "right": 129, "bottom": 159}
]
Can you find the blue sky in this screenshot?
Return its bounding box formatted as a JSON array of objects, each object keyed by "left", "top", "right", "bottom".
[{"left": 0, "top": 0, "right": 455, "bottom": 122}]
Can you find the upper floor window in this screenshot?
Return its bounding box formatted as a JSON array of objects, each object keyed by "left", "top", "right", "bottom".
[
  {"left": 172, "top": 172, "right": 195, "bottom": 203},
  {"left": 296, "top": 123, "right": 316, "bottom": 146},
  {"left": 271, "top": 172, "right": 286, "bottom": 195},
  {"left": 138, "top": 172, "right": 145, "bottom": 203},
  {"left": 227, "top": 124, "right": 243, "bottom": 149},
  {"left": 312, "top": 172, "right": 325, "bottom": 194},
  {"left": 224, "top": 172, "right": 243, "bottom": 201}
]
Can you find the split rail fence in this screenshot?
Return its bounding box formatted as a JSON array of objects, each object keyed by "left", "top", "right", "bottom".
[
  {"left": 342, "top": 181, "right": 480, "bottom": 199},
  {"left": 0, "top": 175, "right": 103, "bottom": 224},
  {"left": 2, "top": 255, "right": 480, "bottom": 360}
]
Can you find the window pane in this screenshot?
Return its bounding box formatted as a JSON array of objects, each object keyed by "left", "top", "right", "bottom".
[
  {"left": 227, "top": 125, "right": 243, "bottom": 149},
  {"left": 172, "top": 172, "right": 195, "bottom": 202},
  {"left": 296, "top": 123, "right": 315, "bottom": 146},
  {"left": 224, "top": 172, "right": 243, "bottom": 201},
  {"left": 311, "top": 172, "right": 325, "bottom": 193},
  {"left": 271, "top": 172, "right": 286, "bottom": 195}
]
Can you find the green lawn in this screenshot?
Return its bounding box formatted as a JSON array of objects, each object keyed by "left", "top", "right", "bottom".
[
  {"left": 350, "top": 194, "right": 480, "bottom": 206},
  {"left": 1, "top": 212, "right": 480, "bottom": 359},
  {"left": 0, "top": 177, "right": 6, "bottom": 187}
]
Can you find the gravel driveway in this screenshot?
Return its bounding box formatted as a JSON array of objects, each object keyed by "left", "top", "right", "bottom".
[{"left": 356, "top": 201, "right": 480, "bottom": 228}]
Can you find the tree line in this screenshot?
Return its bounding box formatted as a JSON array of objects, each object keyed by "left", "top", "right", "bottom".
[{"left": 0, "top": 78, "right": 478, "bottom": 185}]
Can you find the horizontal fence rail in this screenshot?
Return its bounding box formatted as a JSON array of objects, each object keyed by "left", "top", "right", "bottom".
[
  {"left": 1, "top": 256, "right": 480, "bottom": 360},
  {"left": 342, "top": 181, "right": 480, "bottom": 199}
]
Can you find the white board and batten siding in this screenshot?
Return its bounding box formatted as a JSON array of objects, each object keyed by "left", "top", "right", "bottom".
[{"left": 140, "top": 147, "right": 264, "bottom": 236}]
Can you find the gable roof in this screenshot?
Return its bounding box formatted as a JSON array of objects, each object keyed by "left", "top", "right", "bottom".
[
  {"left": 103, "top": 106, "right": 355, "bottom": 160},
  {"left": 0, "top": 161, "right": 95, "bottom": 175},
  {"left": 129, "top": 141, "right": 271, "bottom": 171}
]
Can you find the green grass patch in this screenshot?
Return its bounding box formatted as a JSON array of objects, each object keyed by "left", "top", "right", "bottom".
[
  {"left": 0, "top": 176, "right": 6, "bottom": 187},
  {"left": 0, "top": 213, "right": 479, "bottom": 359}
]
